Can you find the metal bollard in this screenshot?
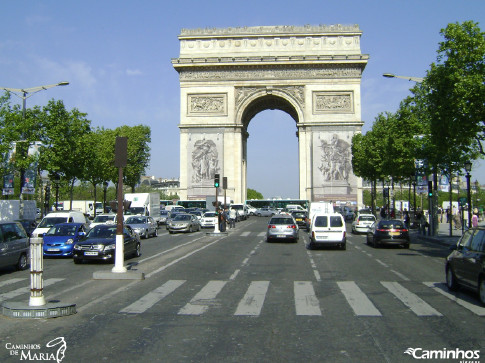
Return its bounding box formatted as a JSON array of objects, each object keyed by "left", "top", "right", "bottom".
[{"left": 29, "top": 237, "right": 46, "bottom": 306}]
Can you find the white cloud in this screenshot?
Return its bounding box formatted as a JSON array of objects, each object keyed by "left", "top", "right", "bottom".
[{"left": 126, "top": 68, "right": 142, "bottom": 76}]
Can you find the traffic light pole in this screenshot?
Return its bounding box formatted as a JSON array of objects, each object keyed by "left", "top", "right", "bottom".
[{"left": 214, "top": 174, "right": 220, "bottom": 234}]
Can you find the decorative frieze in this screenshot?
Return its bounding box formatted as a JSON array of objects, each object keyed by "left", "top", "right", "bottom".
[
  {"left": 180, "top": 65, "right": 362, "bottom": 82},
  {"left": 313, "top": 91, "right": 354, "bottom": 114},
  {"left": 235, "top": 85, "right": 304, "bottom": 109},
  {"left": 187, "top": 93, "right": 227, "bottom": 116}
]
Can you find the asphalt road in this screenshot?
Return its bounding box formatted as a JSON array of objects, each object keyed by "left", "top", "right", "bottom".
[{"left": 0, "top": 218, "right": 484, "bottom": 363}]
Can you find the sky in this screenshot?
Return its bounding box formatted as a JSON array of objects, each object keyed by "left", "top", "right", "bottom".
[{"left": 1, "top": 0, "right": 484, "bottom": 199}]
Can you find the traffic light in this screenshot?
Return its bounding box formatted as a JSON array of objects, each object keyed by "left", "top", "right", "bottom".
[
  {"left": 428, "top": 180, "right": 433, "bottom": 197},
  {"left": 214, "top": 173, "right": 220, "bottom": 188}
]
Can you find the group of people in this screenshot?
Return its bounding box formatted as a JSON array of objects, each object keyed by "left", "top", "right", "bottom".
[{"left": 217, "top": 207, "right": 237, "bottom": 232}]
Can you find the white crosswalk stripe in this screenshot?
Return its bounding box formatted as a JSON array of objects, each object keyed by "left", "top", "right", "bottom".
[
  {"left": 294, "top": 281, "right": 321, "bottom": 316},
  {"left": 337, "top": 281, "right": 382, "bottom": 316},
  {"left": 234, "top": 281, "right": 270, "bottom": 316},
  {"left": 0, "top": 278, "right": 65, "bottom": 302},
  {"left": 0, "top": 278, "right": 27, "bottom": 289},
  {"left": 381, "top": 281, "right": 442, "bottom": 316},
  {"left": 120, "top": 280, "right": 186, "bottom": 314},
  {"left": 423, "top": 282, "right": 485, "bottom": 316},
  {"left": 179, "top": 280, "right": 228, "bottom": 315},
  {"left": 110, "top": 279, "right": 485, "bottom": 318}
]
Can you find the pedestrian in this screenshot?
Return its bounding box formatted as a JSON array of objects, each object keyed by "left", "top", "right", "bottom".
[
  {"left": 420, "top": 212, "right": 427, "bottom": 235},
  {"left": 229, "top": 208, "right": 236, "bottom": 228},
  {"left": 218, "top": 208, "right": 226, "bottom": 232},
  {"left": 403, "top": 209, "right": 410, "bottom": 229},
  {"left": 380, "top": 207, "right": 386, "bottom": 220},
  {"left": 472, "top": 213, "right": 479, "bottom": 228}
]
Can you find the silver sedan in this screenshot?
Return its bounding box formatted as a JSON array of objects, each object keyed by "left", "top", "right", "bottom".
[{"left": 168, "top": 213, "right": 201, "bottom": 234}]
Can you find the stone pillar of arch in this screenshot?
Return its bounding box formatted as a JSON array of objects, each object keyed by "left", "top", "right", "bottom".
[{"left": 172, "top": 24, "right": 368, "bottom": 206}]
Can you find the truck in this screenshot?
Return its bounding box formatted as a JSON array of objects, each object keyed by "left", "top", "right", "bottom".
[
  {"left": 62, "top": 200, "right": 103, "bottom": 218},
  {"left": 309, "top": 201, "right": 334, "bottom": 222},
  {"left": 124, "top": 193, "right": 161, "bottom": 225}
]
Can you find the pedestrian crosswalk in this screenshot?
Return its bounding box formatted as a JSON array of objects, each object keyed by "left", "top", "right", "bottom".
[{"left": 1, "top": 277, "right": 484, "bottom": 318}]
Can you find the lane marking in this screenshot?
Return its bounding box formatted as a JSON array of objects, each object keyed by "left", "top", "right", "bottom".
[
  {"left": 337, "top": 281, "right": 382, "bottom": 316},
  {"left": 234, "top": 281, "right": 270, "bottom": 316},
  {"left": 381, "top": 281, "right": 442, "bottom": 316},
  {"left": 294, "top": 281, "right": 322, "bottom": 316},
  {"left": 0, "top": 278, "right": 26, "bottom": 288},
  {"left": 120, "top": 280, "right": 186, "bottom": 314},
  {"left": 178, "top": 280, "right": 227, "bottom": 315}
]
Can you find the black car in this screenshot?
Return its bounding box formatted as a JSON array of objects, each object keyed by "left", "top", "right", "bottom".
[
  {"left": 366, "top": 219, "right": 410, "bottom": 248},
  {"left": 291, "top": 210, "right": 309, "bottom": 231},
  {"left": 73, "top": 224, "right": 140, "bottom": 264},
  {"left": 445, "top": 227, "right": 485, "bottom": 305}
]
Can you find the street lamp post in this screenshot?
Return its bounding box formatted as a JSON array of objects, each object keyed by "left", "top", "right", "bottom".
[
  {"left": 465, "top": 161, "right": 472, "bottom": 228},
  {"left": 382, "top": 73, "right": 424, "bottom": 83}
]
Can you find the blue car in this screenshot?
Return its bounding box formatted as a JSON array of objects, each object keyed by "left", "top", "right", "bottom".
[{"left": 43, "top": 223, "right": 87, "bottom": 257}]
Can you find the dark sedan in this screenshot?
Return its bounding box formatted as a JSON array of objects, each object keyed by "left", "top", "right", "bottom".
[
  {"left": 445, "top": 227, "right": 485, "bottom": 305},
  {"left": 366, "top": 219, "right": 410, "bottom": 248},
  {"left": 73, "top": 224, "right": 140, "bottom": 264},
  {"left": 291, "top": 210, "right": 310, "bottom": 231}
]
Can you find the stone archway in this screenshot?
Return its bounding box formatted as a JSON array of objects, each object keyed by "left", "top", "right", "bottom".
[{"left": 172, "top": 24, "right": 368, "bottom": 205}]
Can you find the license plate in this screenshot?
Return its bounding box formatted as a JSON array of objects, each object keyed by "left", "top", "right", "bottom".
[
  {"left": 296, "top": 218, "right": 303, "bottom": 221},
  {"left": 277, "top": 234, "right": 286, "bottom": 238},
  {"left": 84, "top": 251, "right": 98, "bottom": 256},
  {"left": 390, "top": 232, "right": 400, "bottom": 236},
  {"left": 48, "top": 248, "right": 60, "bottom": 252}
]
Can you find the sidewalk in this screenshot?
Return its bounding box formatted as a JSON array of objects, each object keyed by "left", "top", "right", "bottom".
[{"left": 412, "top": 221, "right": 485, "bottom": 247}]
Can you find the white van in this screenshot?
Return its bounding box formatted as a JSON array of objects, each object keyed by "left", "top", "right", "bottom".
[
  {"left": 286, "top": 204, "right": 306, "bottom": 211},
  {"left": 32, "top": 211, "right": 89, "bottom": 237},
  {"left": 230, "top": 204, "right": 248, "bottom": 221},
  {"left": 308, "top": 212, "right": 346, "bottom": 250}
]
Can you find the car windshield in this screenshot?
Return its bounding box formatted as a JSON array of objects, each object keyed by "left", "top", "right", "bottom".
[
  {"left": 126, "top": 217, "right": 146, "bottom": 224},
  {"left": 45, "top": 225, "right": 78, "bottom": 236},
  {"left": 38, "top": 217, "right": 68, "bottom": 228},
  {"left": 203, "top": 212, "right": 216, "bottom": 218},
  {"left": 93, "top": 215, "right": 115, "bottom": 223},
  {"left": 125, "top": 207, "right": 145, "bottom": 215},
  {"left": 292, "top": 212, "right": 307, "bottom": 218},
  {"left": 379, "top": 221, "right": 404, "bottom": 229},
  {"left": 270, "top": 218, "right": 294, "bottom": 225},
  {"left": 360, "top": 215, "right": 375, "bottom": 221},
  {"left": 86, "top": 226, "right": 117, "bottom": 239},
  {"left": 173, "top": 214, "right": 192, "bottom": 221}
]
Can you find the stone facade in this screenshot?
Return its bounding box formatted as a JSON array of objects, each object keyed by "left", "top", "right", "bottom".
[{"left": 172, "top": 24, "right": 368, "bottom": 205}]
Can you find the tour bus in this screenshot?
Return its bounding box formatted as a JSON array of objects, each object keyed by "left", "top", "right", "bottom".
[{"left": 246, "top": 199, "right": 309, "bottom": 211}]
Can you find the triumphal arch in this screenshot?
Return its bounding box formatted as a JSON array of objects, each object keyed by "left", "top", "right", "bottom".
[{"left": 172, "top": 24, "right": 368, "bottom": 204}]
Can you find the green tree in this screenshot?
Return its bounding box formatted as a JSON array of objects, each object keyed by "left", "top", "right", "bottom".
[
  {"left": 38, "top": 100, "right": 92, "bottom": 204},
  {"left": 247, "top": 188, "right": 263, "bottom": 199}
]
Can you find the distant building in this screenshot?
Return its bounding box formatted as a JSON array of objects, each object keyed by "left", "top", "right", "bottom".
[{"left": 140, "top": 176, "right": 180, "bottom": 196}]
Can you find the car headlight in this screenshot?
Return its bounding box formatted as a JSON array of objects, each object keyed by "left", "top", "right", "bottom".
[
  {"left": 66, "top": 238, "right": 74, "bottom": 244},
  {"left": 73, "top": 244, "right": 81, "bottom": 250},
  {"left": 104, "top": 244, "right": 115, "bottom": 251}
]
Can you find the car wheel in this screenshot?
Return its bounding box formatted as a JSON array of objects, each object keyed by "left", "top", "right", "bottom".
[
  {"left": 134, "top": 243, "right": 141, "bottom": 258},
  {"left": 189, "top": 226, "right": 193, "bottom": 233},
  {"left": 403, "top": 243, "right": 410, "bottom": 249},
  {"left": 341, "top": 243, "right": 346, "bottom": 250},
  {"left": 479, "top": 277, "right": 485, "bottom": 306},
  {"left": 73, "top": 258, "right": 82, "bottom": 264},
  {"left": 154, "top": 228, "right": 158, "bottom": 237},
  {"left": 446, "top": 265, "right": 459, "bottom": 291},
  {"left": 16, "top": 253, "right": 28, "bottom": 270}
]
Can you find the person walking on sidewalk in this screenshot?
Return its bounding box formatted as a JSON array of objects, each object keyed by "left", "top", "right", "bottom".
[{"left": 472, "top": 212, "right": 479, "bottom": 228}]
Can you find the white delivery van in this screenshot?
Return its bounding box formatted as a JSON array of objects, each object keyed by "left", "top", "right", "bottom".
[
  {"left": 308, "top": 212, "right": 346, "bottom": 250},
  {"left": 32, "top": 211, "right": 88, "bottom": 237},
  {"left": 230, "top": 204, "right": 248, "bottom": 221},
  {"left": 286, "top": 204, "right": 306, "bottom": 211}
]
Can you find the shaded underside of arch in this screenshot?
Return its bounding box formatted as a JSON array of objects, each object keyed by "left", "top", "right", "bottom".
[{"left": 241, "top": 95, "right": 298, "bottom": 132}]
